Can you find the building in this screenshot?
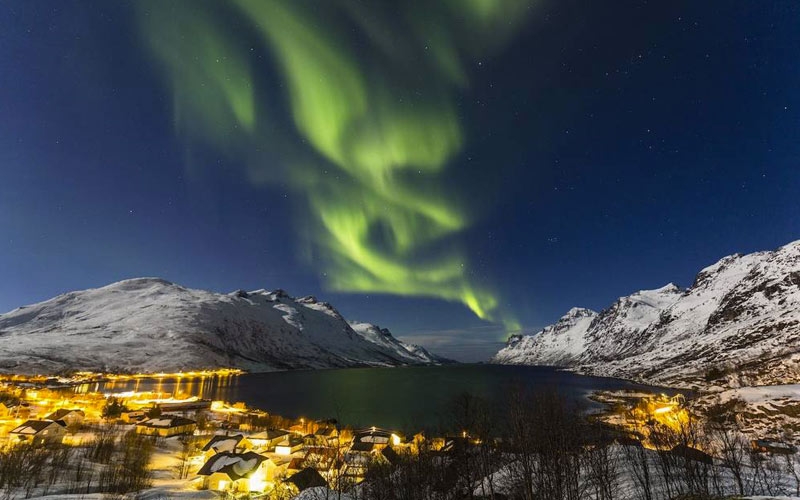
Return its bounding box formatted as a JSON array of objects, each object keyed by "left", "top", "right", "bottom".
[
  {"left": 202, "top": 433, "right": 252, "bottom": 460},
  {"left": 275, "top": 436, "right": 305, "bottom": 455},
  {"left": 304, "top": 446, "right": 341, "bottom": 477},
  {"left": 352, "top": 427, "right": 400, "bottom": 450},
  {"left": 313, "top": 426, "right": 340, "bottom": 446},
  {"left": 249, "top": 429, "right": 291, "bottom": 451},
  {"left": 135, "top": 416, "right": 196, "bottom": 437},
  {"left": 752, "top": 439, "right": 798, "bottom": 455},
  {"left": 44, "top": 409, "right": 85, "bottom": 427},
  {"left": 286, "top": 467, "right": 327, "bottom": 493},
  {"left": 9, "top": 419, "right": 67, "bottom": 445},
  {"left": 120, "top": 410, "right": 147, "bottom": 424},
  {"left": 670, "top": 444, "right": 714, "bottom": 465},
  {"left": 196, "top": 451, "right": 269, "bottom": 492}
]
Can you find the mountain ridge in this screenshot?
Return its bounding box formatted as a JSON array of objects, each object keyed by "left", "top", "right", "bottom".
[
  {"left": 0, "top": 277, "right": 443, "bottom": 375},
  {"left": 492, "top": 240, "right": 800, "bottom": 388}
]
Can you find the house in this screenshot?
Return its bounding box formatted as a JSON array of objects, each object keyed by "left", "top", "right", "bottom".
[
  {"left": 751, "top": 439, "right": 798, "bottom": 455},
  {"left": 264, "top": 456, "right": 293, "bottom": 482},
  {"left": 120, "top": 410, "right": 147, "bottom": 424},
  {"left": 135, "top": 416, "right": 196, "bottom": 437},
  {"left": 45, "top": 409, "right": 85, "bottom": 427},
  {"left": 275, "top": 436, "right": 305, "bottom": 455},
  {"left": 196, "top": 451, "right": 269, "bottom": 492},
  {"left": 10, "top": 419, "right": 67, "bottom": 445},
  {"left": 341, "top": 442, "right": 375, "bottom": 481},
  {"left": 352, "top": 427, "right": 398, "bottom": 450},
  {"left": 304, "top": 446, "right": 340, "bottom": 475},
  {"left": 286, "top": 467, "right": 327, "bottom": 493},
  {"left": 341, "top": 441, "right": 400, "bottom": 482},
  {"left": 157, "top": 399, "right": 212, "bottom": 412},
  {"left": 249, "top": 429, "right": 291, "bottom": 451},
  {"left": 313, "top": 426, "right": 340, "bottom": 446},
  {"left": 670, "top": 444, "right": 713, "bottom": 465},
  {"left": 202, "top": 434, "right": 252, "bottom": 460}
]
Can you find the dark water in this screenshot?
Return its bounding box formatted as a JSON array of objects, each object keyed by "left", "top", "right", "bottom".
[{"left": 80, "top": 365, "right": 665, "bottom": 432}]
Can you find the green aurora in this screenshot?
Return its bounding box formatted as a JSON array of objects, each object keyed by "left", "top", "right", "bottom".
[{"left": 137, "top": 0, "right": 532, "bottom": 332}]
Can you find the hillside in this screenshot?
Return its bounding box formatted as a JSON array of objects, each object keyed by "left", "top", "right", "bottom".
[
  {"left": 0, "top": 278, "right": 441, "bottom": 375},
  {"left": 492, "top": 240, "right": 800, "bottom": 388}
]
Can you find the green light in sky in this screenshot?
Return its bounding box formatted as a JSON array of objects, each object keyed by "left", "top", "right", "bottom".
[{"left": 137, "top": 0, "right": 531, "bottom": 332}]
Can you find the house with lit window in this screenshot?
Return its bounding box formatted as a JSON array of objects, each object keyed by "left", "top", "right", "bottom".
[
  {"left": 312, "top": 426, "right": 340, "bottom": 446},
  {"left": 286, "top": 467, "right": 327, "bottom": 494},
  {"left": 202, "top": 433, "right": 253, "bottom": 460},
  {"left": 275, "top": 436, "right": 305, "bottom": 455},
  {"left": 45, "top": 408, "right": 85, "bottom": 427},
  {"left": 9, "top": 419, "right": 67, "bottom": 445},
  {"left": 196, "top": 451, "right": 270, "bottom": 492},
  {"left": 135, "top": 416, "right": 196, "bottom": 437},
  {"left": 248, "top": 429, "right": 291, "bottom": 451}
]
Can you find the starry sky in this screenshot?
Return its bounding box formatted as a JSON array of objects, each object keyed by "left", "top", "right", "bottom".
[{"left": 1, "top": 1, "right": 799, "bottom": 361}]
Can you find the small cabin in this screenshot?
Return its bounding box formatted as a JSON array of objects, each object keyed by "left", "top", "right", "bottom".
[
  {"left": 135, "top": 416, "right": 196, "bottom": 437},
  {"left": 670, "top": 444, "right": 713, "bottom": 465},
  {"left": 286, "top": 467, "right": 327, "bottom": 494},
  {"left": 45, "top": 409, "right": 85, "bottom": 427},
  {"left": 249, "top": 429, "right": 291, "bottom": 451},
  {"left": 196, "top": 451, "right": 269, "bottom": 492},
  {"left": 275, "top": 436, "right": 305, "bottom": 455},
  {"left": 202, "top": 433, "right": 252, "bottom": 460},
  {"left": 10, "top": 420, "right": 67, "bottom": 445},
  {"left": 120, "top": 410, "right": 147, "bottom": 424},
  {"left": 311, "top": 426, "right": 340, "bottom": 446},
  {"left": 752, "top": 439, "right": 798, "bottom": 455}
]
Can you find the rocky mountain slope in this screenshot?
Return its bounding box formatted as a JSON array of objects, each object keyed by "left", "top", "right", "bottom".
[
  {"left": 492, "top": 240, "right": 800, "bottom": 388},
  {"left": 0, "top": 278, "right": 442, "bottom": 374}
]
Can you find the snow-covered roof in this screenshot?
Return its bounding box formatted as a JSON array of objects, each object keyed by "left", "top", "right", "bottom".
[
  {"left": 197, "top": 451, "right": 267, "bottom": 480},
  {"left": 202, "top": 433, "right": 244, "bottom": 452},
  {"left": 138, "top": 416, "right": 196, "bottom": 428},
  {"left": 10, "top": 420, "right": 63, "bottom": 435}
]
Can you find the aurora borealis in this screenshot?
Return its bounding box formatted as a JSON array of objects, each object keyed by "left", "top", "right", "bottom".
[
  {"left": 138, "top": 0, "right": 532, "bottom": 331},
  {"left": 2, "top": 1, "right": 800, "bottom": 360}
]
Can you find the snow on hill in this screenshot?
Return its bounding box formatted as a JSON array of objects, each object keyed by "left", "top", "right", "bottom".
[
  {"left": 0, "top": 278, "right": 442, "bottom": 375},
  {"left": 492, "top": 240, "right": 800, "bottom": 388},
  {"left": 348, "top": 322, "right": 447, "bottom": 365}
]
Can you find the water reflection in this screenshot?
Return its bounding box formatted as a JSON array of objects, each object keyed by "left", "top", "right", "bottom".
[{"left": 72, "top": 365, "right": 665, "bottom": 432}]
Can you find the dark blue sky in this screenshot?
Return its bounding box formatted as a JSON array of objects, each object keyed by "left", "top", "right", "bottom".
[{"left": 1, "top": 1, "right": 798, "bottom": 360}]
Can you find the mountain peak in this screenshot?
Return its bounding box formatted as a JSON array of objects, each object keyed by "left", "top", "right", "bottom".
[
  {"left": 492, "top": 239, "right": 800, "bottom": 388},
  {"left": 564, "top": 307, "right": 597, "bottom": 319},
  {"left": 0, "top": 280, "right": 441, "bottom": 375}
]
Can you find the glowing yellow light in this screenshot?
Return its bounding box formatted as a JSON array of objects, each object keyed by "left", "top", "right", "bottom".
[{"left": 248, "top": 468, "right": 267, "bottom": 492}]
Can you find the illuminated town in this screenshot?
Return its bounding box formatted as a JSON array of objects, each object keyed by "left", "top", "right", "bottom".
[
  {"left": 2, "top": 369, "right": 798, "bottom": 499},
  {"left": 0, "top": 370, "right": 435, "bottom": 497}
]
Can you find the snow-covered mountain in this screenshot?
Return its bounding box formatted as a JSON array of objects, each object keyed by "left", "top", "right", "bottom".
[
  {"left": 492, "top": 240, "right": 800, "bottom": 388},
  {"left": 0, "top": 278, "right": 442, "bottom": 375}
]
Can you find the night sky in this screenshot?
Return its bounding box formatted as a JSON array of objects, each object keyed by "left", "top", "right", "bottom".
[{"left": 1, "top": 1, "right": 799, "bottom": 361}]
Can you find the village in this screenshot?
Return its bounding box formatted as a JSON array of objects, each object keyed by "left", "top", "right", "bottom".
[
  {"left": 0, "top": 370, "right": 454, "bottom": 498},
  {"left": 1, "top": 371, "right": 799, "bottom": 499}
]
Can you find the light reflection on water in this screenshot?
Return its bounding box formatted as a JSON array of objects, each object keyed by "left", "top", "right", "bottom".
[{"left": 75, "top": 365, "right": 665, "bottom": 432}]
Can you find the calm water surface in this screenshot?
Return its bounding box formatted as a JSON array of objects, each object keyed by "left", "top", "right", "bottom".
[{"left": 82, "top": 365, "right": 665, "bottom": 432}]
